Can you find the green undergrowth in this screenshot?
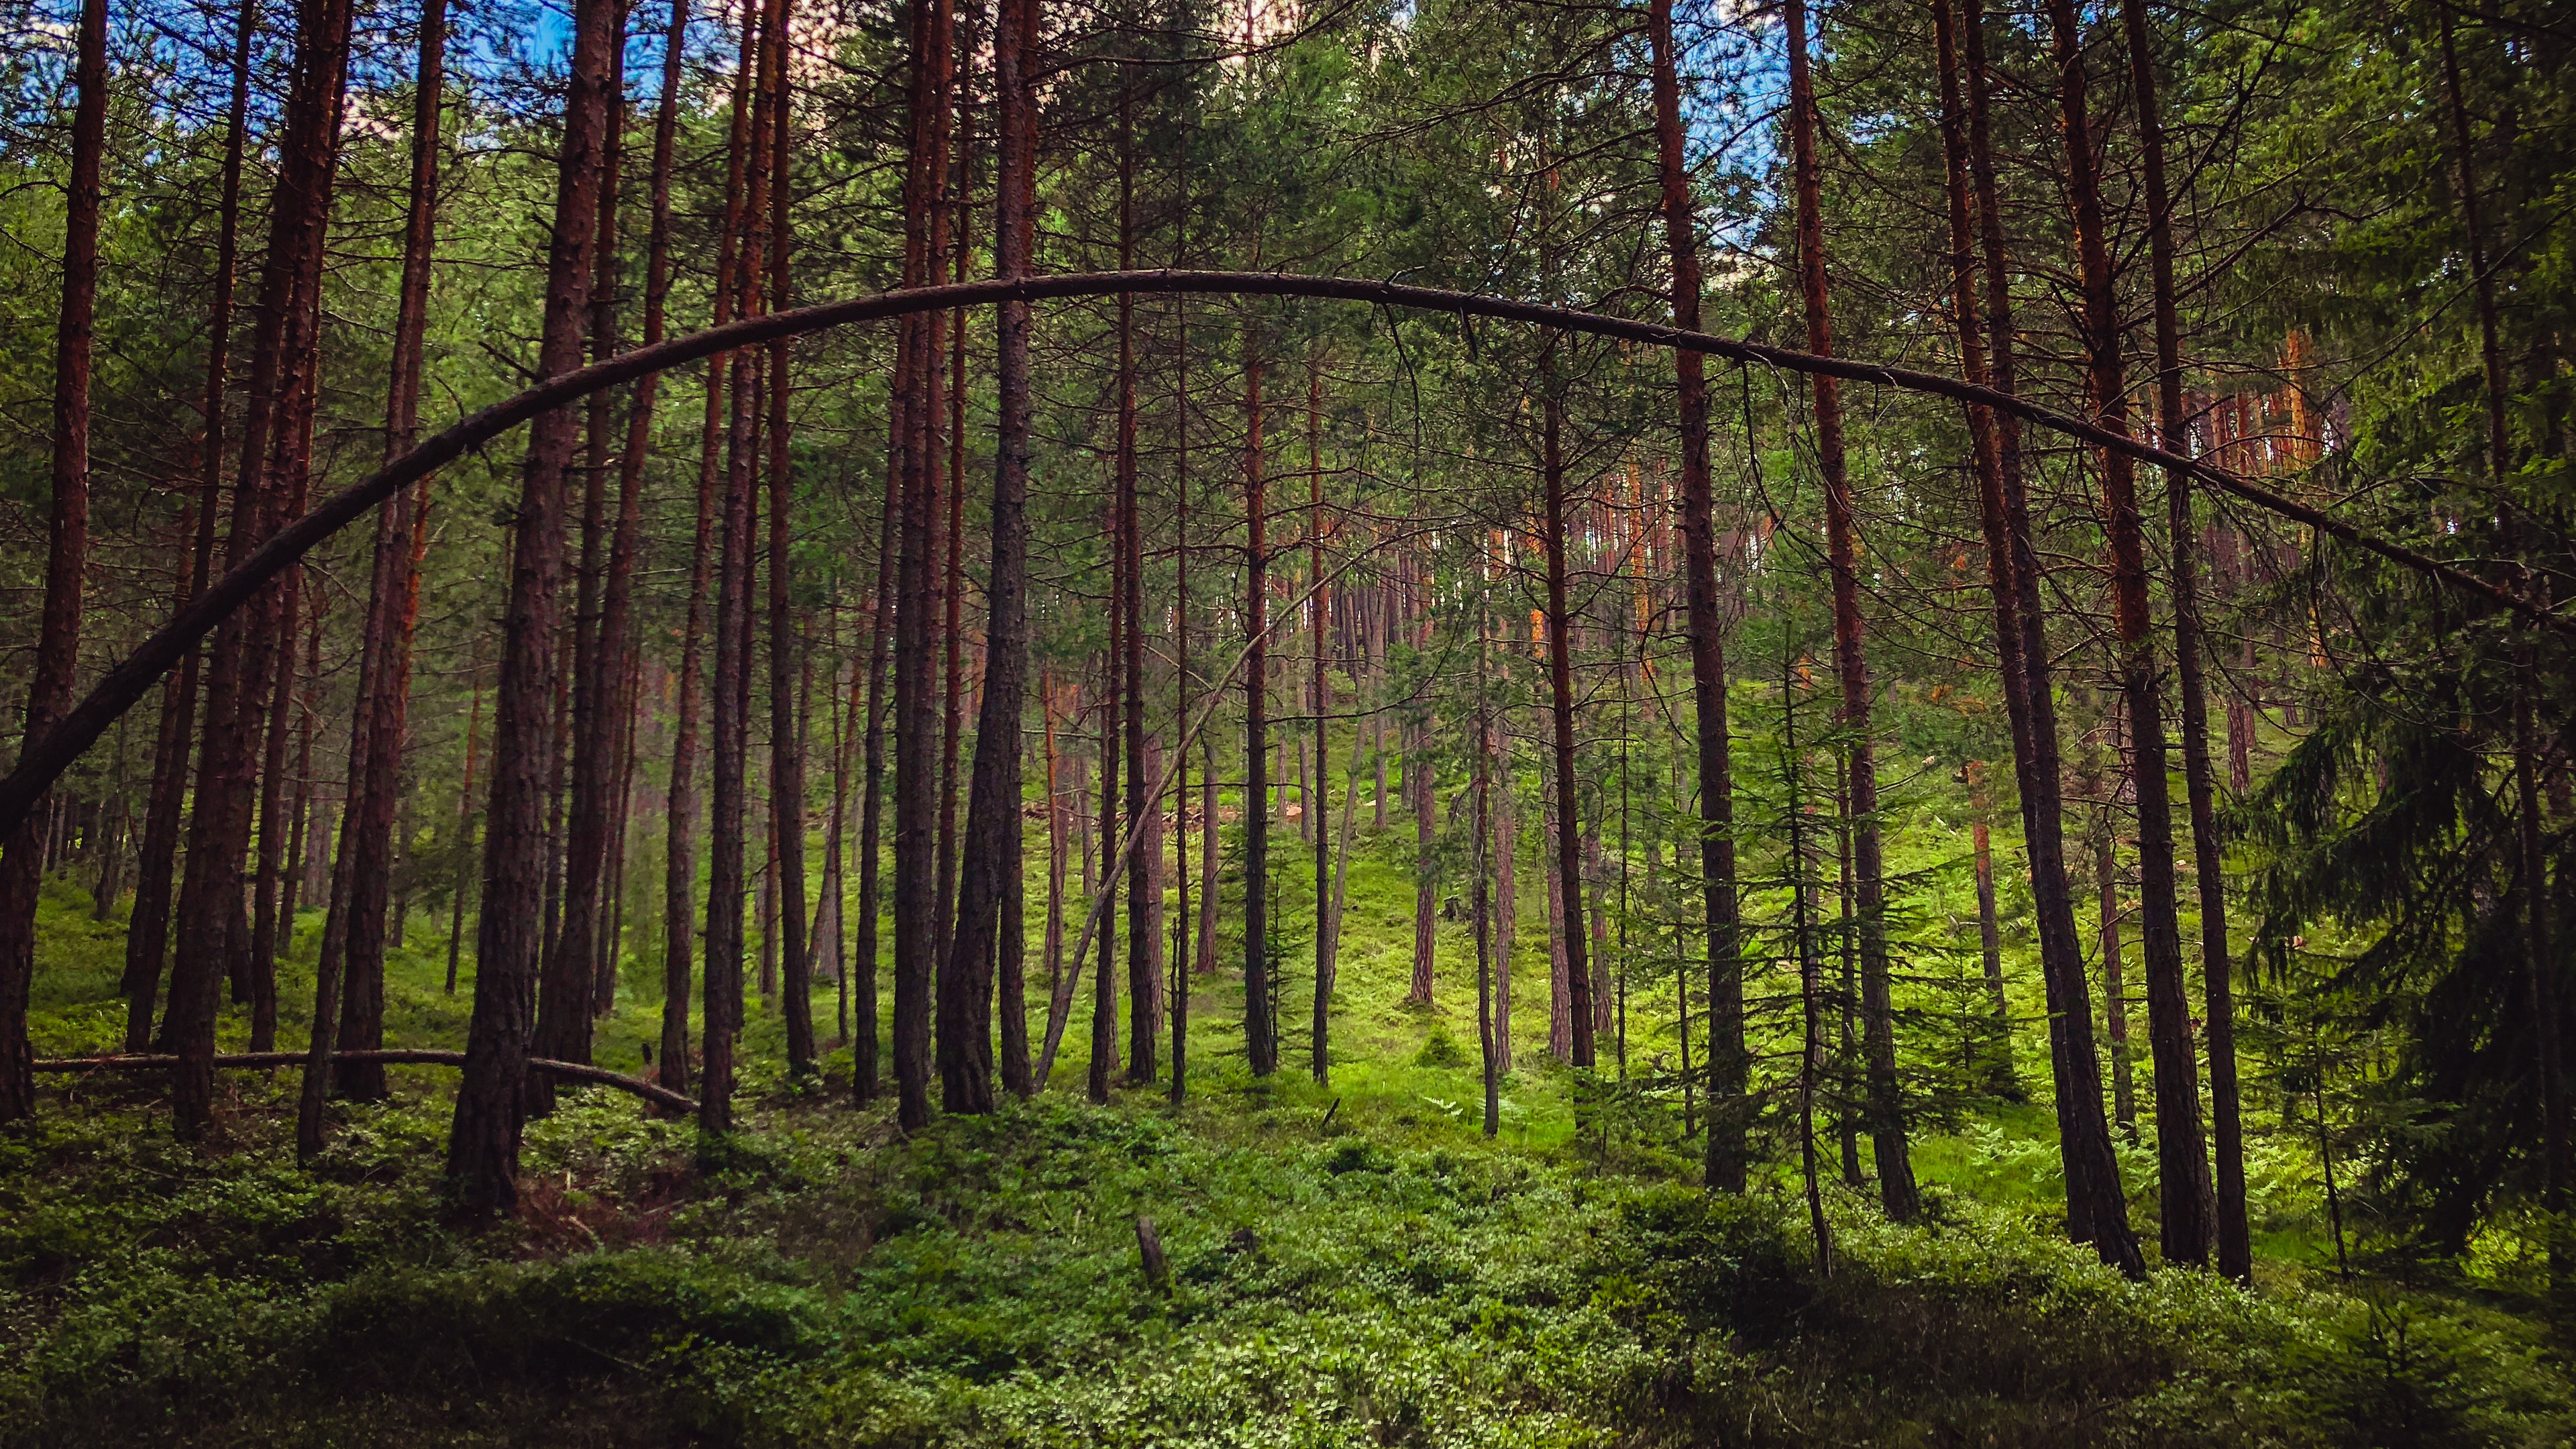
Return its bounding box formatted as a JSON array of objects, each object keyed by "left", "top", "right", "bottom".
[{"left": 4, "top": 1081, "right": 2570, "bottom": 1448}]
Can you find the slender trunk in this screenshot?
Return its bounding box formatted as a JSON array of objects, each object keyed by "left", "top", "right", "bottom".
[
  {"left": 1120, "top": 94, "right": 1157, "bottom": 1088},
  {"left": 0, "top": 0, "right": 109, "bottom": 1118},
  {"left": 762, "top": 0, "right": 813, "bottom": 1077},
  {"left": 1648, "top": 0, "right": 1744, "bottom": 1191},
  {"left": 246, "top": 574, "right": 300, "bottom": 1050},
  {"left": 446, "top": 669, "right": 481, "bottom": 995},
  {"left": 1474, "top": 623, "right": 1497, "bottom": 1138},
  {"left": 2097, "top": 789, "right": 2135, "bottom": 1135},
  {"left": 1410, "top": 564, "right": 1436, "bottom": 1007},
  {"left": 1782, "top": 658, "right": 1833, "bottom": 1275},
  {"left": 171, "top": 0, "right": 354, "bottom": 1138},
  {"left": 945, "top": 0, "right": 1038, "bottom": 1113},
  {"left": 661, "top": 0, "right": 747, "bottom": 1099},
  {"left": 1786, "top": 0, "right": 1912, "bottom": 1217},
  {"left": 1169, "top": 288, "right": 1192, "bottom": 1104},
  {"left": 1243, "top": 331, "right": 1275, "bottom": 1077},
  {"left": 125, "top": 0, "right": 256, "bottom": 1055},
  {"left": 544, "top": 23, "right": 627, "bottom": 1096},
  {"left": 445, "top": 0, "right": 616, "bottom": 1207},
  {"left": 1091, "top": 650, "right": 1120, "bottom": 1100},
  {"left": 1539, "top": 378, "right": 1595, "bottom": 1068},
  {"left": 2043, "top": 0, "right": 2210, "bottom": 1262},
  {"left": 1972, "top": 796, "right": 2014, "bottom": 1095},
  {"left": 890, "top": 0, "right": 956, "bottom": 1132},
  {"left": 1308, "top": 357, "right": 1332, "bottom": 1084},
  {"left": 1949, "top": 0, "right": 2139, "bottom": 1273},
  {"left": 324, "top": 0, "right": 450, "bottom": 1109},
  {"left": 1835, "top": 756, "right": 1863, "bottom": 1187},
  {"left": 2123, "top": 0, "right": 2245, "bottom": 1277}
]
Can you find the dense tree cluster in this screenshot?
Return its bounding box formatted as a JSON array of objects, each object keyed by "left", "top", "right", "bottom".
[{"left": 0, "top": 0, "right": 2565, "bottom": 1280}]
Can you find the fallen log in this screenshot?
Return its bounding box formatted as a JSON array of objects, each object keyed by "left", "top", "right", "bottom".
[{"left": 32, "top": 1048, "right": 694, "bottom": 1113}]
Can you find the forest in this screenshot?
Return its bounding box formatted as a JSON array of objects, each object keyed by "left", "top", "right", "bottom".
[{"left": 0, "top": 0, "right": 2571, "bottom": 1436}]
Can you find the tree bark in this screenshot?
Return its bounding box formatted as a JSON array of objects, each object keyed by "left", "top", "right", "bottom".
[
  {"left": 168, "top": 0, "right": 353, "bottom": 1138},
  {"left": 1948, "top": 0, "right": 2139, "bottom": 1273},
  {"left": 0, "top": 0, "right": 109, "bottom": 1120},
  {"left": 1308, "top": 356, "right": 1332, "bottom": 1085},
  {"left": 2123, "top": 0, "right": 2247, "bottom": 1278},
  {"left": 1646, "top": 0, "right": 1745, "bottom": 1193},
  {"left": 762, "top": 0, "right": 814, "bottom": 1078},
  {"left": 1243, "top": 328, "right": 1274, "bottom": 1077},
  {"left": 661, "top": 0, "right": 747, "bottom": 1099},
  {"left": 125, "top": 0, "right": 256, "bottom": 1057},
  {"left": 445, "top": 0, "right": 616, "bottom": 1207},
  {"left": 1786, "top": 0, "right": 1913, "bottom": 1218},
  {"left": 1538, "top": 376, "right": 1595, "bottom": 1069},
  {"left": 944, "top": 0, "right": 1038, "bottom": 1114},
  {"left": 2043, "top": 0, "right": 2212, "bottom": 1263}
]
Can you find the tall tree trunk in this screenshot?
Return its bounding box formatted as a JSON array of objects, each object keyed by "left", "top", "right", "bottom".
[
  {"left": 542, "top": 23, "right": 627, "bottom": 1103},
  {"left": 1786, "top": 0, "right": 1913, "bottom": 1218},
  {"left": 445, "top": 0, "right": 616, "bottom": 1207},
  {"left": 944, "top": 0, "right": 1038, "bottom": 1115},
  {"left": 1945, "top": 0, "right": 2138, "bottom": 1273},
  {"left": 1308, "top": 356, "right": 1332, "bottom": 1085},
  {"left": 322, "top": 0, "right": 450, "bottom": 1112},
  {"left": 661, "top": 0, "right": 747, "bottom": 1099},
  {"left": 125, "top": 0, "right": 256, "bottom": 1056},
  {"left": 1242, "top": 329, "right": 1274, "bottom": 1077},
  {"left": 169, "top": 0, "right": 354, "bottom": 1138},
  {"left": 1120, "top": 93, "right": 1156, "bottom": 1089},
  {"left": 1409, "top": 564, "right": 1436, "bottom": 1008},
  {"left": 0, "top": 0, "right": 109, "bottom": 1119},
  {"left": 2123, "top": 0, "right": 2247, "bottom": 1278},
  {"left": 1647, "top": 0, "right": 1745, "bottom": 1193},
  {"left": 1474, "top": 612, "right": 1497, "bottom": 1136},
  {"left": 762, "top": 0, "right": 814, "bottom": 1077},
  {"left": 891, "top": 0, "right": 957, "bottom": 1131},
  {"left": 2043, "top": 0, "right": 2213, "bottom": 1263},
  {"left": 1538, "top": 374, "right": 1595, "bottom": 1068},
  {"left": 1169, "top": 318, "right": 1192, "bottom": 1102}
]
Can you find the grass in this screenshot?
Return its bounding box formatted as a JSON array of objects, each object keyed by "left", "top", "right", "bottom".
[{"left": 8, "top": 747, "right": 2571, "bottom": 1444}]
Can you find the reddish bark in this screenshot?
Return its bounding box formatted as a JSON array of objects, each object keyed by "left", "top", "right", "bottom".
[
  {"left": 445, "top": 0, "right": 619, "bottom": 1208},
  {"left": 2043, "top": 0, "right": 2213, "bottom": 1263},
  {"left": 1949, "top": 0, "right": 2137, "bottom": 1273},
  {"left": 124, "top": 0, "right": 257, "bottom": 1057},
  {"left": 1242, "top": 331, "right": 1275, "bottom": 1077},
  {"left": 168, "top": 0, "right": 354, "bottom": 1137},
  {"left": 1307, "top": 357, "right": 1332, "bottom": 1085},
  {"left": 0, "top": 0, "right": 109, "bottom": 1120},
  {"left": 2122, "top": 0, "right": 2247, "bottom": 1278},
  {"left": 761, "top": 0, "right": 814, "bottom": 1078},
  {"left": 539, "top": 13, "right": 629, "bottom": 1103},
  {"left": 947, "top": 0, "right": 1038, "bottom": 1111},
  {"left": 1646, "top": 0, "right": 1745, "bottom": 1191},
  {"left": 663, "top": 0, "right": 752, "bottom": 1100},
  {"left": 1786, "top": 0, "right": 1913, "bottom": 1217},
  {"left": 887, "top": 0, "right": 957, "bottom": 1130},
  {"left": 1538, "top": 376, "right": 1594, "bottom": 1069}
]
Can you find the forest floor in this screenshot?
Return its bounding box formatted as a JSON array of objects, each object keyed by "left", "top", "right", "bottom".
[{"left": 7, "top": 809, "right": 2575, "bottom": 1446}]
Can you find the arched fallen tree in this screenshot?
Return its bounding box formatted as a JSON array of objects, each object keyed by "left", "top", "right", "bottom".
[
  {"left": 0, "top": 268, "right": 2555, "bottom": 841},
  {"left": 33, "top": 1049, "right": 694, "bottom": 1112}
]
